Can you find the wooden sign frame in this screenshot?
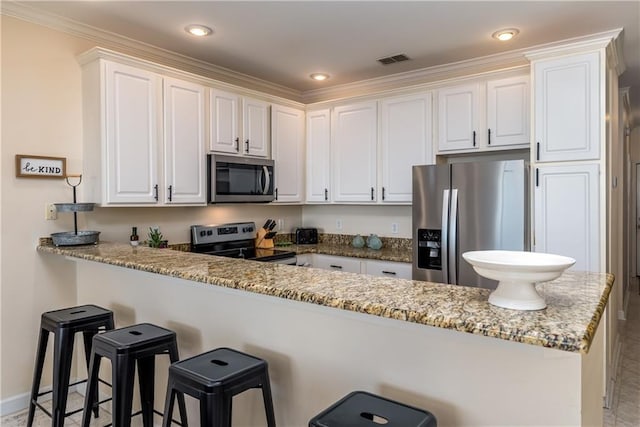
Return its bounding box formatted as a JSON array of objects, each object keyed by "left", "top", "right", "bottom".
[{"left": 15, "top": 154, "right": 67, "bottom": 178}]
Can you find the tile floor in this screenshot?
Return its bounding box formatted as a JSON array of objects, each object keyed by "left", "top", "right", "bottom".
[{"left": 3, "top": 288, "right": 639, "bottom": 426}]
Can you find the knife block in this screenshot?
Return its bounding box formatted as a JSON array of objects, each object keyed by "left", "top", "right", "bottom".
[{"left": 255, "top": 228, "right": 275, "bottom": 249}]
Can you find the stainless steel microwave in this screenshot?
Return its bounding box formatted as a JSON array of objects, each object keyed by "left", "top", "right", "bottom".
[{"left": 208, "top": 154, "right": 275, "bottom": 203}]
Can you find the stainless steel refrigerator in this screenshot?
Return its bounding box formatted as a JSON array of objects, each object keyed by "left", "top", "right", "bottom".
[{"left": 412, "top": 160, "right": 529, "bottom": 288}]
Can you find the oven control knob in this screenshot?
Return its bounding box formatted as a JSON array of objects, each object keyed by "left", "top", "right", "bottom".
[
  {"left": 207, "top": 230, "right": 213, "bottom": 236},
  {"left": 200, "top": 231, "right": 206, "bottom": 237}
]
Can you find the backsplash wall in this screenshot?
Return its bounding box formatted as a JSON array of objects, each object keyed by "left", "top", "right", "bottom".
[{"left": 302, "top": 205, "right": 412, "bottom": 239}]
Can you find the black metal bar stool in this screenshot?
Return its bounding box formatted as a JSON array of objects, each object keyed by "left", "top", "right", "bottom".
[
  {"left": 27, "top": 304, "right": 114, "bottom": 427},
  {"left": 81, "top": 323, "right": 188, "bottom": 427},
  {"left": 309, "top": 391, "right": 437, "bottom": 427},
  {"left": 162, "top": 347, "right": 276, "bottom": 426}
]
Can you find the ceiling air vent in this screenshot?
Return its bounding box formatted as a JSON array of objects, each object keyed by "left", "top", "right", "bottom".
[{"left": 377, "top": 53, "right": 410, "bottom": 65}]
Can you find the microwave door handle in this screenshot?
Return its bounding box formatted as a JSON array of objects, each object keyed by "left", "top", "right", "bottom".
[
  {"left": 449, "top": 189, "right": 459, "bottom": 285},
  {"left": 262, "top": 166, "right": 271, "bottom": 195},
  {"left": 441, "top": 189, "right": 450, "bottom": 284}
]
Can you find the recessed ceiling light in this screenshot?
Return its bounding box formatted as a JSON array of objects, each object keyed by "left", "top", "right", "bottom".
[
  {"left": 492, "top": 28, "right": 519, "bottom": 41},
  {"left": 310, "top": 73, "right": 330, "bottom": 81},
  {"left": 185, "top": 24, "right": 213, "bottom": 37}
]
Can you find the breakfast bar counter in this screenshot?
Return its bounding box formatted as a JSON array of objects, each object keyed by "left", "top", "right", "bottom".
[{"left": 38, "top": 241, "right": 613, "bottom": 426}]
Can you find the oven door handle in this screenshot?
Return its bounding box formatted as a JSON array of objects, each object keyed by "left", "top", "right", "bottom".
[{"left": 261, "top": 166, "right": 271, "bottom": 195}]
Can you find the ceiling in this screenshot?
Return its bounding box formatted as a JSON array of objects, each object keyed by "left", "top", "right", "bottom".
[{"left": 8, "top": 1, "right": 640, "bottom": 124}]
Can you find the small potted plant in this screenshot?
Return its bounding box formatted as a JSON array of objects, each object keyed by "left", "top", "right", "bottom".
[{"left": 147, "top": 227, "right": 167, "bottom": 248}]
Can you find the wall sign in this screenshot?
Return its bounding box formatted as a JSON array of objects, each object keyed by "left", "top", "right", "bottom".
[{"left": 15, "top": 155, "right": 67, "bottom": 178}]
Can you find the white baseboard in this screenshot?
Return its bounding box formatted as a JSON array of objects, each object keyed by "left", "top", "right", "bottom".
[{"left": 0, "top": 382, "right": 79, "bottom": 417}]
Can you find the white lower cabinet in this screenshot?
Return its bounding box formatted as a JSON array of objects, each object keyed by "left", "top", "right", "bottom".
[
  {"left": 363, "top": 260, "right": 412, "bottom": 279},
  {"left": 313, "top": 254, "right": 363, "bottom": 273},
  {"left": 534, "top": 163, "right": 600, "bottom": 272}
]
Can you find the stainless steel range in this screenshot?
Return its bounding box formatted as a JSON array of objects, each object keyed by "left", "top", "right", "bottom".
[{"left": 190, "top": 222, "right": 297, "bottom": 265}]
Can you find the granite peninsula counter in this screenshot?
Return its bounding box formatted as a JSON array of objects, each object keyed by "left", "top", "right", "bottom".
[{"left": 38, "top": 241, "right": 613, "bottom": 426}]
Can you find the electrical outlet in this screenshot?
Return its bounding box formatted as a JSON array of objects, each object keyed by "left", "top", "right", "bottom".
[
  {"left": 45, "top": 203, "right": 57, "bottom": 220},
  {"left": 336, "top": 219, "right": 343, "bottom": 230},
  {"left": 391, "top": 223, "right": 399, "bottom": 234},
  {"left": 277, "top": 218, "right": 284, "bottom": 231}
]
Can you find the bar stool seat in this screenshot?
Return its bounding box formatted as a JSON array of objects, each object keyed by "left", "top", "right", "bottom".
[
  {"left": 309, "top": 391, "right": 437, "bottom": 427},
  {"left": 162, "top": 347, "right": 276, "bottom": 426},
  {"left": 81, "top": 323, "right": 188, "bottom": 427},
  {"left": 27, "top": 304, "right": 114, "bottom": 427}
]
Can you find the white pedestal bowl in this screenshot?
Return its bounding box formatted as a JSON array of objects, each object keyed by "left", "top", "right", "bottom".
[{"left": 462, "top": 250, "right": 576, "bottom": 310}]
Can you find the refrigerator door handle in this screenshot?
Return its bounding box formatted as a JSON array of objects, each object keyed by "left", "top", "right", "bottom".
[
  {"left": 449, "top": 189, "right": 459, "bottom": 285},
  {"left": 441, "top": 189, "right": 450, "bottom": 284}
]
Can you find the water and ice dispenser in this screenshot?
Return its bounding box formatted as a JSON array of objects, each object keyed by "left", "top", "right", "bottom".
[{"left": 417, "top": 229, "right": 441, "bottom": 270}]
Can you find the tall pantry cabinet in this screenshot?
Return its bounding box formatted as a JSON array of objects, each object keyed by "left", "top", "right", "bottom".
[{"left": 527, "top": 30, "right": 624, "bottom": 409}]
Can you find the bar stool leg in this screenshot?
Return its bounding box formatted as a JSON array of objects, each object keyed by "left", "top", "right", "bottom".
[
  {"left": 112, "top": 354, "right": 136, "bottom": 427},
  {"left": 138, "top": 355, "right": 155, "bottom": 427},
  {"left": 82, "top": 329, "right": 100, "bottom": 418},
  {"left": 161, "top": 380, "right": 177, "bottom": 427},
  {"left": 168, "top": 343, "right": 188, "bottom": 427},
  {"left": 261, "top": 372, "right": 276, "bottom": 427},
  {"left": 81, "top": 351, "right": 102, "bottom": 427},
  {"left": 26, "top": 328, "right": 49, "bottom": 427},
  {"left": 200, "top": 394, "right": 226, "bottom": 427},
  {"left": 51, "top": 328, "right": 75, "bottom": 427}
]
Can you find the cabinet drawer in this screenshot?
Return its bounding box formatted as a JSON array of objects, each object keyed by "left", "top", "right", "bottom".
[
  {"left": 314, "top": 255, "right": 362, "bottom": 273},
  {"left": 364, "top": 260, "right": 412, "bottom": 279}
]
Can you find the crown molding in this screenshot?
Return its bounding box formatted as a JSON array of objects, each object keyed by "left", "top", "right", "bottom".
[
  {"left": 1, "top": 1, "right": 303, "bottom": 102},
  {"left": 524, "top": 28, "right": 623, "bottom": 62}
]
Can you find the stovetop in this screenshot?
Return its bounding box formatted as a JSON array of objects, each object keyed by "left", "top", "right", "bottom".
[{"left": 190, "top": 222, "right": 295, "bottom": 262}]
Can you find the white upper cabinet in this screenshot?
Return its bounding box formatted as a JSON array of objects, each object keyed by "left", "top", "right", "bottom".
[
  {"left": 534, "top": 163, "right": 600, "bottom": 272},
  {"left": 103, "top": 61, "right": 161, "bottom": 204},
  {"left": 163, "top": 77, "right": 206, "bottom": 204},
  {"left": 533, "top": 52, "right": 600, "bottom": 162},
  {"left": 242, "top": 97, "right": 270, "bottom": 157},
  {"left": 437, "top": 83, "right": 481, "bottom": 152},
  {"left": 332, "top": 102, "right": 378, "bottom": 203},
  {"left": 271, "top": 104, "right": 304, "bottom": 203},
  {"left": 209, "top": 89, "right": 240, "bottom": 154},
  {"left": 83, "top": 58, "right": 206, "bottom": 206},
  {"left": 209, "top": 90, "right": 270, "bottom": 157},
  {"left": 306, "top": 109, "right": 331, "bottom": 203},
  {"left": 380, "top": 92, "right": 433, "bottom": 203},
  {"left": 486, "top": 75, "right": 530, "bottom": 148}
]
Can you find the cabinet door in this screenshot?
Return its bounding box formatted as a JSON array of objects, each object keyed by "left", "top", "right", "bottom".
[
  {"left": 437, "top": 83, "right": 480, "bottom": 152},
  {"left": 364, "top": 260, "right": 412, "bottom": 279},
  {"left": 534, "top": 52, "right": 600, "bottom": 161},
  {"left": 534, "top": 163, "right": 600, "bottom": 272},
  {"left": 332, "top": 102, "right": 377, "bottom": 203},
  {"left": 314, "top": 255, "right": 362, "bottom": 273},
  {"left": 380, "top": 93, "right": 433, "bottom": 203},
  {"left": 104, "top": 61, "right": 161, "bottom": 204},
  {"left": 243, "top": 97, "right": 270, "bottom": 157},
  {"left": 210, "top": 89, "right": 240, "bottom": 154},
  {"left": 163, "top": 77, "right": 206, "bottom": 204},
  {"left": 487, "top": 76, "right": 530, "bottom": 148},
  {"left": 306, "top": 109, "right": 331, "bottom": 203},
  {"left": 272, "top": 104, "right": 304, "bottom": 203}
]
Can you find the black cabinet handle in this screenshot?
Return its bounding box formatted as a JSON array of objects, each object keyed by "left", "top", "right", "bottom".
[
  {"left": 488, "top": 129, "right": 491, "bottom": 145},
  {"left": 382, "top": 187, "right": 386, "bottom": 201},
  {"left": 371, "top": 187, "right": 374, "bottom": 201},
  {"left": 473, "top": 130, "right": 476, "bottom": 147},
  {"left": 275, "top": 188, "right": 278, "bottom": 200},
  {"left": 535, "top": 168, "right": 539, "bottom": 187},
  {"left": 329, "top": 264, "right": 343, "bottom": 269},
  {"left": 168, "top": 185, "right": 173, "bottom": 202},
  {"left": 154, "top": 184, "right": 159, "bottom": 201},
  {"left": 235, "top": 137, "right": 240, "bottom": 152},
  {"left": 324, "top": 188, "right": 328, "bottom": 201},
  {"left": 245, "top": 139, "right": 249, "bottom": 153},
  {"left": 536, "top": 142, "right": 540, "bottom": 161},
  {"left": 382, "top": 270, "right": 397, "bottom": 275}
]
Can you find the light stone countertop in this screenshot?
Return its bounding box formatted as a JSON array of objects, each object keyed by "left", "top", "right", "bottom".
[{"left": 37, "top": 241, "right": 613, "bottom": 354}]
